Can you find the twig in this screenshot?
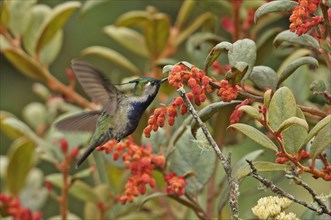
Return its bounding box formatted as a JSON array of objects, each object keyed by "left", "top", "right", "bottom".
[
  {"left": 297, "top": 105, "right": 328, "bottom": 119},
  {"left": 177, "top": 87, "right": 240, "bottom": 220},
  {"left": 286, "top": 169, "right": 331, "bottom": 216},
  {"left": 246, "top": 160, "right": 329, "bottom": 215}
]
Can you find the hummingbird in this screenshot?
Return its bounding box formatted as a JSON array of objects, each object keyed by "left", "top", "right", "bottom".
[{"left": 55, "top": 60, "right": 167, "bottom": 168}]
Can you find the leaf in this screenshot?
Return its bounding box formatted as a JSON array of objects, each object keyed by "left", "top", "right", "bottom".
[
  {"left": 169, "top": 128, "right": 216, "bottom": 195},
  {"left": 103, "top": 25, "right": 149, "bottom": 57},
  {"left": 254, "top": 0, "right": 298, "bottom": 23},
  {"left": 175, "top": 0, "right": 196, "bottom": 28},
  {"left": 36, "top": 1, "right": 81, "bottom": 53},
  {"left": 0, "top": 111, "right": 24, "bottom": 140},
  {"left": 6, "top": 137, "right": 35, "bottom": 195},
  {"left": 145, "top": 13, "right": 171, "bottom": 58},
  {"left": 277, "top": 116, "right": 308, "bottom": 134},
  {"left": 229, "top": 123, "right": 278, "bottom": 152},
  {"left": 40, "top": 30, "right": 63, "bottom": 65},
  {"left": 80, "top": 0, "right": 106, "bottom": 16},
  {"left": 2, "top": 48, "right": 51, "bottom": 81},
  {"left": 310, "top": 124, "right": 331, "bottom": 158},
  {"left": 273, "top": 30, "right": 320, "bottom": 50},
  {"left": 277, "top": 57, "right": 318, "bottom": 87},
  {"left": 276, "top": 49, "right": 311, "bottom": 77},
  {"left": 228, "top": 39, "right": 257, "bottom": 80},
  {"left": 249, "top": 66, "right": 278, "bottom": 91},
  {"left": 141, "top": 127, "right": 167, "bottom": 153},
  {"left": 46, "top": 174, "right": 100, "bottom": 202},
  {"left": 282, "top": 107, "right": 308, "bottom": 153},
  {"left": 81, "top": 46, "right": 140, "bottom": 73},
  {"left": 236, "top": 161, "right": 290, "bottom": 180},
  {"left": 6, "top": 0, "right": 37, "bottom": 36},
  {"left": 0, "top": 34, "right": 11, "bottom": 51},
  {"left": 233, "top": 150, "right": 264, "bottom": 180},
  {"left": 238, "top": 105, "right": 261, "bottom": 120},
  {"left": 256, "top": 27, "right": 281, "bottom": 64},
  {"left": 2, "top": 117, "right": 42, "bottom": 144},
  {"left": 190, "top": 101, "right": 241, "bottom": 137},
  {"left": 227, "top": 62, "right": 249, "bottom": 85},
  {"left": 267, "top": 87, "right": 297, "bottom": 131},
  {"left": 139, "top": 192, "right": 168, "bottom": 209},
  {"left": 23, "top": 102, "right": 47, "bottom": 129},
  {"left": 23, "top": 5, "right": 52, "bottom": 56},
  {"left": 116, "top": 10, "right": 150, "bottom": 28},
  {"left": 204, "top": 41, "right": 232, "bottom": 73},
  {"left": 303, "top": 115, "right": 331, "bottom": 146},
  {"left": 175, "top": 12, "right": 214, "bottom": 47},
  {"left": 196, "top": 0, "right": 231, "bottom": 17}
]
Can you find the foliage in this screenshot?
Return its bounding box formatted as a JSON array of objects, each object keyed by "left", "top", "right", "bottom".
[{"left": 0, "top": 0, "right": 330, "bottom": 219}]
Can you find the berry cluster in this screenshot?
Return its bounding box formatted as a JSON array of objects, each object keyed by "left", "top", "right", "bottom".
[
  {"left": 164, "top": 172, "right": 187, "bottom": 196},
  {"left": 0, "top": 194, "right": 42, "bottom": 220},
  {"left": 275, "top": 150, "right": 310, "bottom": 164},
  {"left": 144, "top": 64, "right": 240, "bottom": 138},
  {"left": 97, "top": 137, "right": 165, "bottom": 204},
  {"left": 289, "top": 0, "right": 323, "bottom": 35},
  {"left": 229, "top": 99, "right": 251, "bottom": 124},
  {"left": 217, "top": 80, "right": 240, "bottom": 102}
]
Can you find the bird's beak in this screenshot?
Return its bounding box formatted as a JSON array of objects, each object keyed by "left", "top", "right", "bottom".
[{"left": 160, "top": 77, "right": 168, "bottom": 84}]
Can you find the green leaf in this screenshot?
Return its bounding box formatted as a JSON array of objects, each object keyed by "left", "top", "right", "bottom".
[
  {"left": 254, "top": 0, "right": 298, "bottom": 23},
  {"left": 256, "top": 28, "right": 281, "bottom": 65},
  {"left": 141, "top": 127, "right": 167, "bottom": 153},
  {"left": 0, "top": 1, "right": 9, "bottom": 28},
  {"left": 2, "top": 48, "right": 51, "bottom": 81},
  {"left": 237, "top": 161, "right": 290, "bottom": 180},
  {"left": 115, "top": 10, "right": 150, "bottom": 28},
  {"left": 175, "top": 12, "right": 214, "bottom": 47},
  {"left": 46, "top": 174, "right": 100, "bottom": 202},
  {"left": 310, "top": 124, "right": 331, "bottom": 158},
  {"left": 277, "top": 57, "right": 318, "bottom": 87},
  {"left": 2, "top": 117, "right": 42, "bottom": 144},
  {"left": 103, "top": 25, "right": 149, "bottom": 57},
  {"left": 0, "top": 111, "right": 24, "bottom": 140},
  {"left": 0, "top": 34, "right": 11, "bottom": 51},
  {"left": 273, "top": 30, "right": 320, "bottom": 50},
  {"left": 23, "top": 5, "right": 51, "bottom": 56},
  {"left": 238, "top": 105, "right": 261, "bottom": 120},
  {"left": 40, "top": 30, "right": 63, "bottom": 65},
  {"left": 36, "top": 1, "right": 81, "bottom": 53},
  {"left": 303, "top": 115, "right": 331, "bottom": 146},
  {"left": 190, "top": 101, "right": 241, "bottom": 137},
  {"left": 277, "top": 116, "right": 308, "bottom": 134},
  {"left": 6, "top": 0, "right": 37, "bottom": 36},
  {"left": 145, "top": 13, "right": 170, "bottom": 58},
  {"left": 310, "top": 80, "right": 328, "bottom": 96},
  {"left": 23, "top": 102, "right": 47, "bottom": 129},
  {"left": 6, "top": 137, "right": 35, "bottom": 195},
  {"left": 139, "top": 192, "right": 168, "bottom": 209},
  {"left": 204, "top": 41, "right": 232, "bottom": 73},
  {"left": 249, "top": 66, "right": 278, "bottom": 91},
  {"left": 175, "top": 0, "right": 196, "bottom": 28},
  {"left": 276, "top": 49, "right": 311, "bottom": 76},
  {"left": 282, "top": 108, "right": 308, "bottom": 153},
  {"left": 81, "top": 46, "right": 140, "bottom": 73},
  {"left": 267, "top": 87, "right": 297, "bottom": 131},
  {"left": 233, "top": 150, "right": 264, "bottom": 180},
  {"left": 227, "top": 62, "right": 249, "bottom": 85},
  {"left": 169, "top": 128, "right": 216, "bottom": 195},
  {"left": 229, "top": 123, "right": 278, "bottom": 152},
  {"left": 80, "top": 0, "right": 106, "bottom": 16},
  {"left": 228, "top": 39, "right": 257, "bottom": 81},
  {"left": 196, "top": 0, "right": 231, "bottom": 17}
]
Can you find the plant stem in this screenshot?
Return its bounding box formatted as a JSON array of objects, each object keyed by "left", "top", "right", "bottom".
[
  {"left": 59, "top": 157, "right": 70, "bottom": 220},
  {"left": 247, "top": 160, "right": 330, "bottom": 215},
  {"left": 177, "top": 87, "right": 239, "bottom": 220}
]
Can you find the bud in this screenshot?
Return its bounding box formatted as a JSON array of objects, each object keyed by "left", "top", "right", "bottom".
[
  {"left": 70, "top": 147, "right": 79, "bottom": 159},
  {"left": 60, "top": 138, "right": 68, "bottom": 153}
]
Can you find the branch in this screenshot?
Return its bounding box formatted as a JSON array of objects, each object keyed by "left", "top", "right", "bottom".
[
  {"left": 246, "top": 160, "right": 329, "bottom": 215},
  {"left": 286, "top": 169, "right": 331, "bottom": 216},
  {"left": 177, "top": 87, "right": 240, "bottom": 220}
]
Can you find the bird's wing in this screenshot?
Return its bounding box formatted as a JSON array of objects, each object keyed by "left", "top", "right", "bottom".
[
  {"left": 71, "top": 60, "right": 123, "bottom": 115},
  {"left": 54, "top": 111, "right": 101, "bottom": 132}
]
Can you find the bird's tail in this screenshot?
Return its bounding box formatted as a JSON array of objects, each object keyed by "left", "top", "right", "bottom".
[{"left": 75, "top": 141, "right": 101, "bottom": 169}]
